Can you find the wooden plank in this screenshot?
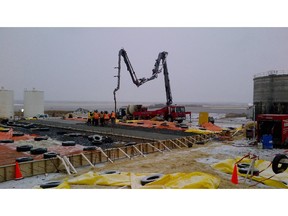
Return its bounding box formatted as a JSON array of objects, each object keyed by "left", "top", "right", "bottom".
[
  {"left": 175, "top": 139, "right": 188, "bottom": 148},
  {"left": 132, "top": 145, "right": 146, "bottom": 157},
  {"left": 63, "top": 156, "right": 77, "bottom": 174},
  {"left": 146, "top": 143, "right": 163, "bottom": 153},
  {"left": 183, "top": 137, "right": 195, "bottom": 144},
  {"left": 56, "top": 155, "right": 71, "bottom": 175},
  {"left": 169, "top": 140, "right": 182, "bottom": 149},
  {"left": 81, "top": 153, "right": 94, "bottom": 167},
  {"left": 158, "top": 141, "right": 172, "bottom": 151},
  {"left": 118, "top": 148, "right": 131, "bottom": 159},
  {"left": 98, "top": 148, "right": 114, "bottom": 163},
  {"left": 187, "top": 136, "right": 197, "bottom": 142}
]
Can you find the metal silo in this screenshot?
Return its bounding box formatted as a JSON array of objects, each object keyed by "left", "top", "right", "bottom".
[
  {"left": 253, "top": 70, "right": 288, "bottom": 116},
  {"left": 0, "top": 87, "right": 14, "bottom": 120},
  {"left": 24, "top": 88, "right": 44, "bottom": 118}
]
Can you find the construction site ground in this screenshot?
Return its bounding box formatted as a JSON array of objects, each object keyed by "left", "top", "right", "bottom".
[
  {"left": 1, "top": 117, "right": 286, "bottom": 216},
  {"left": 1, "top": 117, "right": 287, "bottom": 189}
]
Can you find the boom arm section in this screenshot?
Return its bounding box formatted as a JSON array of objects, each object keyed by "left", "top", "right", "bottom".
[{"left": 113, "top": 48, "right": 173, "bottom": 113}]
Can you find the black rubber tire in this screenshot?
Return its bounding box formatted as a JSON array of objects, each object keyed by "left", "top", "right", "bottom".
[
  {"left": 16, "top": 145, "right": 33, "bottom": 152},
  {"left": 141, "top": 174, "right": 164, "bottom": 186},
  {"left": 40, "top": 181, "right": 62, "bottom": 189},
  {"left": 272, "top": 154, "right": 288, "bottom": 174},
  {"left": 91, "top": 140, "right": 103, "bottom": 145},
  {"left": 83, "top": 146, "right": 97, "bottom": 151},
  {"left": 34, "top": 136, "right": 49, "bottom": 141},
  {"left": 30, "top": 148, "right": 48, "bottom": 155},
  {"left": 62, "top": 141, "right": 76, "bottom": 146},
  {"left": 43, "top": 152, "right": 58, "bottom": 159},
  {"left": 0, "top": 139, "right": 14, "bottom": 143},
  {"left": 6, "top": 121, "right": 14, "bottom": 126},
  {"left": 237, "top": 163, "right": 250, "bottom": 169},
  {"left": 31, "top": 127, "right": 50, "bottom": 131},
  {"left": 92, "top": 135, "right": 102, "bottom": 141},
  {"left": 196, "top": 141, "right": 205, "bottom": 145},
  {"left": 16, "top": 157, "right": 34, "bottom": 163},
  {"left": 125, "top": 142, "right": 137, "bottom": 146},
  {"left": 99, "top": 170, "right": 121, "bottom": 175},
  {"left": 238, "top": 167, "right": 259, "bottom": 176},
  {"left": 23, "top": 123, "right": 35, "bottom": 129},
  {"left": 13, "top": 123, "right": 25, "bottom": 127},
  {"left": 12, "top": 132, "right": 24, "bottom": 137}
]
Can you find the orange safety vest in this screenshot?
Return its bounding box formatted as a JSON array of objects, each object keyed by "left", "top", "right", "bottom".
[
  {"left": 104, "top": 113, "right": 109, "bottom": 120},
  {"left": 93, "top": 112, "right": 99, "bottom": 119},
  {"left": 111, "top": 112, "right": 116, "bottom": 118}
]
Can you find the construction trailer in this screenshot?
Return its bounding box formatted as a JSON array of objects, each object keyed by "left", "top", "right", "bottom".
[{"left": 257, "top": 114, "right": 288, "bottom": 148}]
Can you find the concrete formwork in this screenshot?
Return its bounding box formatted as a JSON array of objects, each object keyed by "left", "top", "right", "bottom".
[{"left": 0, "top": 133, "right": 215, "bottom": 182}]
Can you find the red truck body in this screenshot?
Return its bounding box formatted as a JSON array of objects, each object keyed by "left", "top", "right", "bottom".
[
  {"left": 132, "top": 105, "right": 191, "bottom": 123},
  {"left": 257, "top": 114, "right": 288, "bottom": 147}
]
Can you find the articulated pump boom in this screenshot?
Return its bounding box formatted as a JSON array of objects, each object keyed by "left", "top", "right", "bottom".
[{"left": 113, "top": 48, "right": 190, "bottom": 122}]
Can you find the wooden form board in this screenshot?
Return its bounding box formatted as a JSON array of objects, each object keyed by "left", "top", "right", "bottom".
[{"left": 0, "top": 133, "right": 215, "bottom": 182}]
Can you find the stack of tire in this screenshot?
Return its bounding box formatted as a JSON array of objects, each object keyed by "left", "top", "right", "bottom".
[
  {"left": 15, "top": 144, "right": 58, "bottom": 163},
  {"left": 16, "top": 145, "right": 35, "bottom": 163},
  {"left": 88, "top": 135, "right": 114, "bottom": 146}
]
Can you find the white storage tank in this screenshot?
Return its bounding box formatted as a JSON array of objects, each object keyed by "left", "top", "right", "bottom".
[
  {"left": 24, "top": 88, "right": 44, "bottom": 118},
  {"left": 0, "top": 87, "right": 14, "bottom": 120}
]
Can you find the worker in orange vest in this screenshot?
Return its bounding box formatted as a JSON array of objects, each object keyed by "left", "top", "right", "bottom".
[
  {"left": 100, "top": 111, "right": 104, "bottom": 126},
  {"left": 104, "top": 111, "right": 110, "bottom": 126},
  {"left": 111, "top": 111, "right": 116, "bottom": 125},
  {"left": 93, "top": 110, "right": 99, "bottom": 126}
]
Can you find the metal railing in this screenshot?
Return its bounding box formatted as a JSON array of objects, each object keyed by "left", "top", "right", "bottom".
[{"left": 254, "top": 70, "right": 288, "bottom": 78}]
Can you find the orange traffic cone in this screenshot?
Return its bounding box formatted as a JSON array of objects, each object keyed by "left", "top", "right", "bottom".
[
  {"left": 231, "top": 164, "right": 238, "bottom": 184},
  {"left": 15, "top": 162, "right": 23, "bottom": 180}
]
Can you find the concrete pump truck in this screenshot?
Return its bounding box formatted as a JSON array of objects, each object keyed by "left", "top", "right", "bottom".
[{"left": 113, "top": 48, "right": 191, "bottom": 123}]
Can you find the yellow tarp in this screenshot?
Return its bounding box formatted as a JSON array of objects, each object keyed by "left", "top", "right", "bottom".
[
  {"left": 184, "top": 128, "right": 215, "bottom": 134},
  {"left": 141, "top": 172, "right": 220, "bottom": 189},
  {"left": 56, "top": 171, "right": 220, "bottom": 189},
  {"left": 211, "top": 158, "right": 288, "bottom": 188}
]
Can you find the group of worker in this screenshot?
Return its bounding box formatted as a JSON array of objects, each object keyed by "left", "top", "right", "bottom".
[{"left": 87, "top": 110, "right": 116, "bottom": 126}]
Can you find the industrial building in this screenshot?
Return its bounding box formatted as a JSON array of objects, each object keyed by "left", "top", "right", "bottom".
[
  {"left": 23, "top": 88, "right": 44, "bottom": 118},
  {"left": 254, "top": 70, "right": 288, "bottom": 147},
  {"left": 254, "top": 70, "right": 288, "bottom": 116},
  {"left": 0, "top": 87, "right": 14, "bottom": 120}
]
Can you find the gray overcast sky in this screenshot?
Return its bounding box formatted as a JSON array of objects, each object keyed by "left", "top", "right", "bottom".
[{"left": 1, "top": 27, "right": 288, "bottom": 104}]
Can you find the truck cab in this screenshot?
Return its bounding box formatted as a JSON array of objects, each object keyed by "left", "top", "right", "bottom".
[
  {"left": 116, "top": 106, "right": 127, "bottom": 119},
  {"left": 166, "top": 105, "right": 188, "bottom": 123}
]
